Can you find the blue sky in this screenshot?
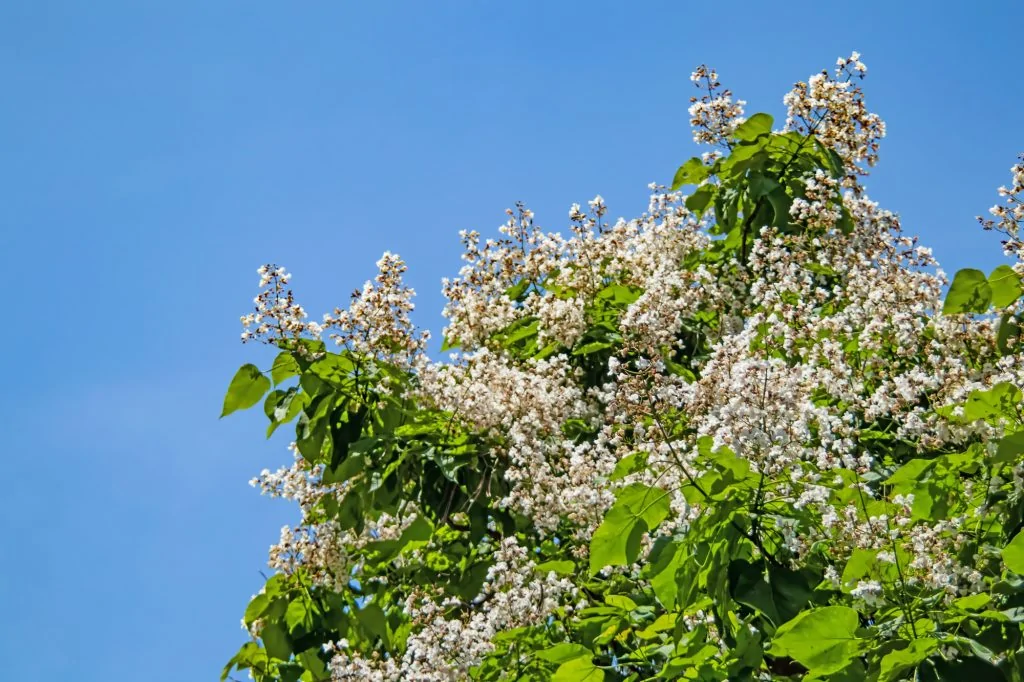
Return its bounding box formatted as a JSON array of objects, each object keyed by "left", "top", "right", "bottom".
[{"left": 1, "top": 2, "right": 1021, "bottom": 679}]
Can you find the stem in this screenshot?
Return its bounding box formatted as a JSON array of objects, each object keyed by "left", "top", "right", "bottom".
[
  {"left": 739, "top": 107, "right": 831, "bottom": 261},
  {"left": 883, "top": 510, "right": 919, "bottom": 638},
  {"left": 646, "top": 396, "right": 782, "bottom": 566},
  {"left": 854, "top": 483, "right": 917, "bottom": 637}
]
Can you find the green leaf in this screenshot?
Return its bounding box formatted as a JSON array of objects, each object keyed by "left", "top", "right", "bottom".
[
  {"left": 503, "top": 318, "right": 540, "bottom": 345},
  {"left": 953, "top": 593, "right": 991, "bottom": 612},
  {"left": 309, "top": 353, "right": 356, "bottom": 386},
  {"left": 685, "top": 185, "right": 716, "bottom": 217},
  {"left": 879, "top": 639, "right": 939, "bottom": 682},
  {"left": 267, "top": 390, "right": 308, "bottom": 438},
  {"left": 766, "top": 565, "right": 815, "bottom": 625},
  {"left": 271, "top": 352, "right": 300, "bottom": 385},
  {"left": 615, "top": 483, "right": 672, "bottom": 529},
  {"left": 948, "top": 636, "right": 1000, "bottom": 667},
  {"left": 322, "top": 453, "right": 366, "bottom": 484},
  {"left": 609, "top": 452, "right": 647, "bottom": 481},
  {"left": 534, "top": 342, "right": 561, "bottom": 359},
  {"left": 297, "top": 648, "right": 330, "bottom": 681},
  {"left": 260, "top": 621, "right": 292, "bottom": 661},
  {"left": 604, "top": 594, "right": 637, "bottom": 611},
  {"left": 244, "top": 593, "right": 271, "bottom": 625},
  {"left": 263, "top": 389, "right": 287, "bottom": 420},
  {"left": 647, "top": 541, "right": 685, "bottom": 609},
  {"left": 536, "top": 643, "right": 592, "bottom": 664},
  {"left": 962, "top": 382, "right": 1022, "bottom": 423},
  {"left": 636, "top": 613, "right": 677, "bottom": 639},
  {"left": 734, "top": 113, "right": 773, "bottom": 142},
  {"left": 588, "top": 484, "right": 669, "bottom": 572},
  {"left": 996, "top": 431, "right": 1024, "bottom": 464},
  {"left": 572, "top": 340, "right": 613, "bottom": 356},
  {"left": 840, "top": 549, "right": 879, "bottom": 588},
  {"left": 997, "top": 314, "right": 1022, "bottom": 355},
  {"left": 1003, "top": 530, "right": 1024, "bottom": 574},
  {"left": 357, "top": 603, "right": 389, "bottom": 645},
  {"left": 535, "top": 560, "right": 576, "bottom": 575},
  {"left": 989, "top": 264, "right": 1023, "bottom": 307},
  {"left": 504, "top": 278, "right": 531, "bottom": 301},
  {"left": 596, "top": 283, "right": 642, "bottom": 305},
  {"left": 721, "top": 143, "right": 767, "bottom": 178},
  {"left": 222, "top": 364, "right": 272, "bottom": 417},
  {"left": 552, "top": 655, "right": 605, "bottom": 682},
  {"left": 943, "top": 269, "right": 991, "bottom": 314},
  {"left": 748, "top": 171, "right": 780, "bottom": 198},
  {"left": 369, "top": 515, "right": 435, "bottom": 561},
  {"left": 589, "top": 504, "right": 646, "bottom": 574},
  {"left": 886, "top": 458, "right": 935, "bottom": 486},
  {"left": 400, "top": 514, "right": 433, "bottom": 544},
  {"left": 729, "top": 560, "right": 813, "bottom": 626},
  {"left": 222, "top": 642, "right": 268, "bottom": 681},
  {"left": 672, "top": 157, "right": 710, "bottom": 190},
  {"left": 769, "top": 607, "right": 862, "bottom": 675},
  {"left": 764, "top": 186, "right": 792, "bottom": 229},
  {"left": 277, "top": 663, "right": 303, "bottom": 682},
  {"left": 811, "top": 138, "right": 845, "bottom": 179},
  {"left": 295, "top": 398, "right": 332, "bottom": 463},
  {"left": 285, "top": 599, "right": 313, "bottom": 634}
]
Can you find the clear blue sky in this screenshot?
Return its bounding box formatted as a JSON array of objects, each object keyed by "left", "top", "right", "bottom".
[{"left": 1, "top": 2, "right": 1021, "bottom": 679}]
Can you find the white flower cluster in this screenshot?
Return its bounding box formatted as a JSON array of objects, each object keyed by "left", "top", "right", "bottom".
[
  {"left": 242, "top": 254, "right": 428, "bottom": 363},
  {"left": 688, "top": 64, "right": 747, "bottom": 147},
  {"left": 783, "top": 52, "right": 885, "bottom": 180},
  {"left": 328, "top": 538, "right": 576, "bottom": 680},
  {"left": 789, "top": 170, "right": 842, "bottom": 230},
  {"left": 241, "top": 265, "right": 320, "bottom": 343},
  {"left": 321, "top": 252, "right": 429, "bottom": 363},
  {"left": 980, "top": 154, "right": 1024, "bottom": 263},
  {"left": 239, "top": 54, "right": 1024, "bottom": 675}
]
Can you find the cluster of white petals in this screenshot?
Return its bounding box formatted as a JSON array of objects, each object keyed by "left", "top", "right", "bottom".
[
  {"left": 688, "top": 64, "right": 746, "bottom": 146},
  {"left": 784, "top": 52, "right": 885, "bottom": 180},
  {"left": 236, "top": 54, "right": 1024, "bottom": 679},
  {"left": 328, "top": 538, "right": 577, "bottom": 680},
  {"left": 981, "top": 154, "right": 1024, "bottom": 264}
]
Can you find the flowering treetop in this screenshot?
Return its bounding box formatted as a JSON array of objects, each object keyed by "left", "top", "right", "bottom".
[{"left": 221, "top": 54, "right": 1024, "bottom": 682}]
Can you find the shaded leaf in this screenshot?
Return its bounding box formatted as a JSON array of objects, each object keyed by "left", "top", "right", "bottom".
[
  {"left": 1003, "top": 530, "right": 1024, "bottom": 574},
  {"left": 748, "top": 171, "right": 780, "bottom": 198},
  {"left": 996, "top": 431, "right": 1024, "bottom": 465},
  {"left": 769, "top": 607, "right": 862, "bottom": 675},
  {"left": 285, "top": 599, "right": 313, "bottom": 634},
  {"left": 357, "top": 603, "right": 389, "bottom": 645},
  {"left": 997, "top": 314, "right": 1022, "bottom": 355},
  {"left": 685, "top": 185, "right": 716, "bottom": 217},
  {"left": 260, "top": 621, "right": 292, "bottom": 661}
]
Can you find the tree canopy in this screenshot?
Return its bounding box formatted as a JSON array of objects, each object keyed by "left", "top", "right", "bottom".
[{"left": 221, "top": 54, "right": 1024, "bottom": 681}]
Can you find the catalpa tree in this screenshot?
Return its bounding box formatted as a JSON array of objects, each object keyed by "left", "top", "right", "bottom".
[{"left": 221, "top": 54, "right": 1024, "bottom": 681}]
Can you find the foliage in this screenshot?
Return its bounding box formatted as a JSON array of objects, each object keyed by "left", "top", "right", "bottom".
[{"left": 221, "top": 54, "right": 1024, "bottom": 681}]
